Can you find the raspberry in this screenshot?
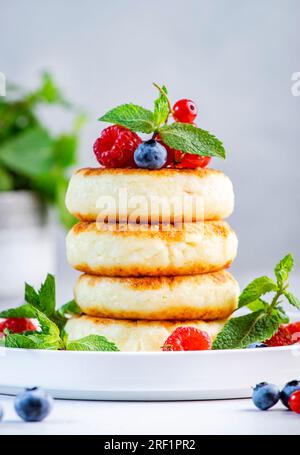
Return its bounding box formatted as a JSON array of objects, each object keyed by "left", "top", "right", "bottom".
[
  {"left": 285, "top": 322, "right": 300, "bottom": 344},
  {"left": 172, "top": 99, "right": 198, "bottom": 123},
  {"left": 0, "top": 318, "right": 36, "bottom": 336},
  {"left": 162, "top": 327, "right": 212, "bottom": 351},
  {"left": 265, "top": 325, "right": 293, "bottom": 347},
  {"left": 288, "top": 390, "right": 300, "bottom": 414},
  {"left": 93, "top": 125, "right": 142, "bottom": 168}
]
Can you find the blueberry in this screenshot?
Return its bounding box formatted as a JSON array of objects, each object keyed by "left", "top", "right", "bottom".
[
  {"left": 252, "top": 382, "right": 280, "bottom": 410},
  {"left": 280, "top": 380, "right": 300, "bottom": 408},
  {"left": 247, "top": 343, "right": 268, "bottom": 348},
  {"left": 14, "top": 387, "right": 53, "bottom": 422},
  {"left": 134, "top": 140, "right": 167, "bottom": 169}
]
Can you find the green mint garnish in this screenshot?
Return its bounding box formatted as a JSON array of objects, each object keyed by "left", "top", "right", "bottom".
[
  {"left": 0, "top": 275, "right": 119, "bottom": 352},
  {"left": 99, "top": 104, "right": 155, "bottom": 134},
  {"left": 212, "top": 253, "right": 300, "bottom": 349},
  {"left": 153, "top": 84, "right": 170, "bottom": 128},
  {"left": 212, "top": 311, "right": 279, "bottom": 350},
  {"left": 67, "top": 334, "right": 119, "bottom": 352},
  {"left": 159, "top": 123, "right": 225, "bottom": 159},
  {"left": 238, "top": 276, "right": 277, "bottom": 309},
  {"left": 98, "top": 83, "right": 226, "bottom": 160},
  {"left": 57, "top": 299, "right": 82, "bottom": 318}
]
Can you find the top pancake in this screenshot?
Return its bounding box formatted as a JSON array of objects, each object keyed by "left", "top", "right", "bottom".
[{"left": 65, "top": 167, "right": 234, "bottom": 223}]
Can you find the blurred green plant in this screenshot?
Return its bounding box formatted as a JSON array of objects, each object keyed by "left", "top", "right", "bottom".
[{"left": 0, "top": 72, "right": 85, "bottom": 229}]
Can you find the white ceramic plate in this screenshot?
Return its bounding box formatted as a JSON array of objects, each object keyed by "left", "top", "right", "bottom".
[{"left": 0, "top": 345, "right": 300, "bottom": 400}]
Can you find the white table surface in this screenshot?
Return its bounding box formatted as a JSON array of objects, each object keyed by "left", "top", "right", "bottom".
[{"left": 0, "top": 394, "right": 299, "bottom": 435}]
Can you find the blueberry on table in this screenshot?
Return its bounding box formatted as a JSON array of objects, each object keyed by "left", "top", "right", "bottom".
[
  {"left": 280, "top": 380, "right": 300, "bottom": 409},
  {"left": 134, "top": 140, "right": 167, "bottom": 169},
  {"left": 252, "top": 382, "right": 280, "bottom": 410},
  {"left": 14, "top": 387, "right": 53, "bottom": 422}
]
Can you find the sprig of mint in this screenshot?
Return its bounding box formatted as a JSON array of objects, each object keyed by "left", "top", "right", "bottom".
[
  {"left": 212, "top": 253, "right": 300, "bottom": 350},
  {"left": 98, "top": 83, "right": 226, "bottom": 160},
  {"left": 0, "top": 274, "right": 119, "bottom": 352},
  {"left": 67, "top": 335, "right": 119, "bottom": 352}
]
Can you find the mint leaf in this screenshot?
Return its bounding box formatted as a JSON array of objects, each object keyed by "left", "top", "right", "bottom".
[
  {"left": 99, "top": 104, "right": 155, "bottom": 134},
  {"left": 212, "top": 311, "right": 279, "bottom": 350},
  {"left": 159, "top": 123, "right": 225, "bottom": 159},
  {"left": 0, "top": 303, "right": 37, "bottom": 319},
  {"left": 284, "top": 291, "right": 300, "bottom": 311},
  {"left": 0, "top": 166, "right": 13, "bottom": 191},
  {"left": 275, "top": 253, "right": 294, "bottom": 286},
  {"left": 67, "top": 334, "right": 119, "bottom": 352},
  {"left": 53, "top": 134, "right": 77, "bottom": 168},
  {"left": 38, "top": 273, "right": 56, "bottom": 316},
  {"left": 30, "top": 72, "right": 69, "bottom": 106},
  {"left": 0, "top": 127, "right": 53, "bottom": 177},
  {"left": 247, "top": 298, "right": 268, "bottom": 312},
  {"left": 153, "top": 85, "right": 169, "bottom": 127},
  {"left": 5, "top": 334, "right": 39, "bottom": 349},
  {"left": 272, "top": 306, "right": 290, "bottom": 324},
  {"left": 5, "top": 333, "right": 62, "bottom": 350},
  {"left": 25, "top": 283, "right": 39, "bottom": 307},
  {"left": 58, "top": 299, "right": 82, "bottom": 318},
  {"left": 238, "top": 276, "right": 277, "bottom": 308},
  {"left": 25, "top": 274, "right": 56, "bottom": 318}
]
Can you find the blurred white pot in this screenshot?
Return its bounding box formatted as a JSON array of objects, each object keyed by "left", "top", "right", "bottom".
[{"left": 0, "top": 191, "right": 55, "bottom": 306}]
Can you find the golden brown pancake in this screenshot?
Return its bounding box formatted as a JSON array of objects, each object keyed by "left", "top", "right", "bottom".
[
  {"left": 65, "top": 315, "right": 227, "bottom": 351},
  {"left": 74, "top": 270, "right": 239, "bottom": 320},
  {"left": 66, "top": 220, "right": 238, "bottom": 276},
  {"left": 65, "top": 167, "right": 234, "bottom": 223}
]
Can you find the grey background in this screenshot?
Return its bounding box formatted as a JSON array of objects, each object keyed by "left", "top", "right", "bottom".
[{"left": 1, "top": 0, "right": 300, "bottom": 298}]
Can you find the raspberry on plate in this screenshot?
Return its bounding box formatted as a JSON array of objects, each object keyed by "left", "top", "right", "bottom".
[
  {"left": 162, "top": 327, "right": 212, "bottom": 351},
  {"left": 265, "top": 325, "right": 293, "bottom": 347},
  {"left": 93, "top": 125, "right": 142, "bottom": 168},
  {"left": 0, "top": 318, "right": 37, "bottom": 336},
  {"left": 285, "top": 321, "right": 300, "bottom": 344}
]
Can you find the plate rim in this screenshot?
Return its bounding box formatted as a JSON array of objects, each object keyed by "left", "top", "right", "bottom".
[{"left": 1, "top": 344, "right": 300, "bottom": 356}]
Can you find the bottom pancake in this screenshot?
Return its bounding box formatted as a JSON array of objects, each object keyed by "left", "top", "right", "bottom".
[{"left": 65, "top": 316, "right": 227, "bottom": 351}]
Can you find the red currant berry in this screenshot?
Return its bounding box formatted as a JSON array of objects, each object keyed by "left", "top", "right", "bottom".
[
  {"left": 172, "top": 99, "right": 198, "bottom": 123},
  {"left": 288, "top": 390, "right": 300, "bottom": 414},
  {"left": 93, "top": 125, "right": 142, "bottom": 168},
  {"left": 162, "top": 327, "right": 212, "bottom": 351},
  {"left": 175, "top": 154, "right": 211, "bottom": 169}
]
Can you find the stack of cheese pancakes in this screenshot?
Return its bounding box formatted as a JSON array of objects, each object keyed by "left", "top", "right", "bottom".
[{"left": 65, "top": 167, "right": 238, "bottom": 351}]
